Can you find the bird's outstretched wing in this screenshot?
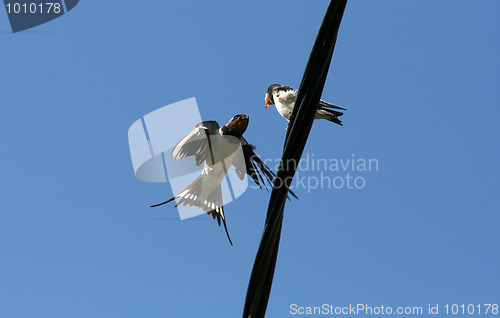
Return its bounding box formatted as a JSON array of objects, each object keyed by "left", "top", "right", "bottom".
[
  {"left": 171, "top": 121, "right": 220, "bottom": 166},
  {"left": 234, "top": 137, "right": 298, "bottom": 199}
]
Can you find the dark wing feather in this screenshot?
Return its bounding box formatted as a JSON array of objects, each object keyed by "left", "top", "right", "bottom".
[
  {"left": 318, "top": 107, "right": 344, "bottom": 117},
  {"left": 319, "top": 99, "right": 346, "bottom": 111},
  {"left": 238, "top": 137, "right": 273, "bottom": 189},
  {"left": 238, "top": 137, "right": 298, "bottom": 200}
]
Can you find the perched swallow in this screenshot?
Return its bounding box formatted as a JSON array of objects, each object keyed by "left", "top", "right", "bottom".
[
  {"left": 265, "top": 84, "right": 346, "bottom": 125},
  {"left": 151, "top": 114, "right": 293, "bottom": 245}
]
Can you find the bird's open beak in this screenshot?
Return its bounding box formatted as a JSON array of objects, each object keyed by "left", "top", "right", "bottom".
[
  {"left": 228, "top": 115, "right": 249, "bottom": 135},
  {"left": 265, "top": 93, "right": 273, "bottom": 108},
  {"left": 227, "top": 115, "right": 249, "bottom": 132}
]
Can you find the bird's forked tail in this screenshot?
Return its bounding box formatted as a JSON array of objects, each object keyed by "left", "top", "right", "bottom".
[{"left": 150, "top": 175, "right": 233, "bottom": 245}]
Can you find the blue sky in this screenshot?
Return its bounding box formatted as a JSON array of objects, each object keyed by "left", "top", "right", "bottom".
[{"left": 1, "top": 1, "right": 499, "bottom": 317}]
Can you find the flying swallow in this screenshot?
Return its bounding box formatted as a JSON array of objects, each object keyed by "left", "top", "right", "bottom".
[
  {"left": 265, "top": 84, "right": 346, "bottom": 126},
  {"left": 151, "top": 114, "right": 295, "bottom": 245}
]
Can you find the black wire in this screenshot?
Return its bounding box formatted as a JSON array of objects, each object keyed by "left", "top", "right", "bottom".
[{"left": 242, "top": 1, "right": 348, "bottom": 317}]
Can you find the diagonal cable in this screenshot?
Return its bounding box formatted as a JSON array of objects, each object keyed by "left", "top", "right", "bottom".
[{"left": 242, "top": 1, "right": 348, "bottom": 317}]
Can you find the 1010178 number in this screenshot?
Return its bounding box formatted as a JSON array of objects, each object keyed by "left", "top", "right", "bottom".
[
  {"left": 5, "top": 2, "right": 62, "bottom": 14},
  {"left": 444, "top": 304, "right": 499, "bottom": 315}
]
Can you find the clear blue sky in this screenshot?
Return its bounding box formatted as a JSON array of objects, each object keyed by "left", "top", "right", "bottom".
[{"left": 1, "top": 1, "right": 499, "bottom": 317}]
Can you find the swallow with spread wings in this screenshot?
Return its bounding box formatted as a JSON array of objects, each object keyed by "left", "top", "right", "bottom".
[{"left": 151, "top": 114, "right": 296, "bottom": 245}]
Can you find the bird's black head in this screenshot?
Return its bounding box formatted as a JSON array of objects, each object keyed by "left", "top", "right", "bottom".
[
  {"left": 265, "top": 84, "right": 292, "bottom": 108},
  {"left": 221, "top": 114, "right": 249, "bottom": 137},
  {"left": 267, "top": 84, "right": 282, "bottom": 94}
]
